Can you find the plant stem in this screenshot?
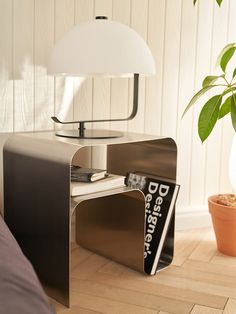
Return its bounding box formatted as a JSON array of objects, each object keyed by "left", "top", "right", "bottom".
[{"left": 223, "top": 76, "right": 231, "bottom": 86}]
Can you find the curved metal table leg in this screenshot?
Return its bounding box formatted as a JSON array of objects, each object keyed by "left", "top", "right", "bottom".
[{"left": 3, "top": 135, "right": 77, "bottom": 306}]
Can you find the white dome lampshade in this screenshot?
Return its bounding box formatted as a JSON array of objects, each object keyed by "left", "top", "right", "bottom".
[{"left": 48, "top": 16, "right": 156, "bottom": 138}]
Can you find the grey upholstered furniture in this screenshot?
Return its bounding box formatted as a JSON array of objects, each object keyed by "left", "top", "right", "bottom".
[{"left": 0, "top": 214, "right": 55, "bottom": 314}]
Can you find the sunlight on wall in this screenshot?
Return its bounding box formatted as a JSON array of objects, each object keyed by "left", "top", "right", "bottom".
[{"left": 57, "top": 77, "right": 84, "bottom": 120}]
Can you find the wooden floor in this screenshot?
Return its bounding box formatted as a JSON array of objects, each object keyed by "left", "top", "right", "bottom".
[{"left": 51, "top": 228, "right": 236, "bottom": 314}]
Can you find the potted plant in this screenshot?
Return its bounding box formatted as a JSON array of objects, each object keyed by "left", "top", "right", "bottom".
[
  {"left": 208, "top": 194, "right": 236, "bottom": 256},
  {"left": 182, "top": 0, "right": 236, "bottom": 256}
]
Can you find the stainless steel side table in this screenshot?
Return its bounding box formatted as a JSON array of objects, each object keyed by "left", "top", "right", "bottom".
[{"left": 3, "top": 131, "right": 177, "bottom": 307}]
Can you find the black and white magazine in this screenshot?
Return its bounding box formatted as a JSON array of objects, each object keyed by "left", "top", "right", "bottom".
[{"left": 125, "top": 172, "right": 180, "bottom": 275}]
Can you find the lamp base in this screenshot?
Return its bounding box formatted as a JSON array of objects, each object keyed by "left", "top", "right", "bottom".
[{"left": 55, "top": 129, "right": 123, "bottom": 139}]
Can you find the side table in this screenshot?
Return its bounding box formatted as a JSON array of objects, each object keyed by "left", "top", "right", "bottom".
[{"left": 3, "top": 131, "right": 177, "bottom": 307}]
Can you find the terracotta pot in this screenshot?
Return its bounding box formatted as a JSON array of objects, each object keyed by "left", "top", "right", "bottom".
[{"left": 208, "top": 195, "right": 236, "bottom": 256}]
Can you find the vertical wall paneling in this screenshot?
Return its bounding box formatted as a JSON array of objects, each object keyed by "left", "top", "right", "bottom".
[
  {"left": 54, "top": 0, "right": 75, "bottom": 130},
  {"left": 145, "top": 0, "right": 165, "bottom": 135},
  {"left": 127, "top": 0, "right": 148, "bottom": 134},
  {"left": 189, "top": 0, "right": 214, "bottom": 206},
  {"left": 0, "top": 0, "right": 13, "bottom": 132},
  {"left": 110, "top": 0, "right": 130, "bottom": 132},
  {"left": 160, "top": 0, "right": 182, "bottom": 138},
  {"left": 175, "top": 0, "right": 198, "bottom": 208},
  {"left": 75, "top": 0, "right": 94, "bottom": 23},
  {"left": 34, "top": 0, "right": 54, "bottom": 131},
  {"left": 92, "top": 0, "right": 112, "bottom": 169},
  {"left": 219, "top": 0, "right": 236, "bottom": 192},
  {"left": 13, "top": 0, "right": 34, "bottom": 132},
  {"left": 204, "top": 1, "right": 229, "bottom": 198},
  {"left": 0, "top": 0, "right": 236, "bottom": 226}
]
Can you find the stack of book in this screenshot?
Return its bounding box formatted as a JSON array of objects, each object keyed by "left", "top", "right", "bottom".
[
  {"left": 70, "top": 166, "right": 125, "bottom": 196},
  {"left": 125, "top": 172, "right": 180, "bottom": 275},
  {"left": 71, "top": 166, "right": 107, "bottom": 182}
]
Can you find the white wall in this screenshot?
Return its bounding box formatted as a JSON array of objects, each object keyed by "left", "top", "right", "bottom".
[{"left": 0, "top": 0, "right": 235, "bottom": 228}]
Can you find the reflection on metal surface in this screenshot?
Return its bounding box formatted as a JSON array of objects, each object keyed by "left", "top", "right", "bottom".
[
  {"left": 106, "top": 137, "right": 177, "bottom": 273},
  {"left": 3, "top": 131, "right": 177, "bottom": 307},
  {"left": 75, "top": 190, "right": 145, "bottom": 272},
  {"left": 107, "top": 137, "right": 177, "bottom": 179}
]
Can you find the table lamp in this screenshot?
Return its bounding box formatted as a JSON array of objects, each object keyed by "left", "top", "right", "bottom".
[{"left": 48, "top": 16, "right": 156, "bottom": 139}]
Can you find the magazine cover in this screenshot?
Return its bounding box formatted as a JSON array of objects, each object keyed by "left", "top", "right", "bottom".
[{"left": 125, "top": 172, "right": 180, "bottom": 275}]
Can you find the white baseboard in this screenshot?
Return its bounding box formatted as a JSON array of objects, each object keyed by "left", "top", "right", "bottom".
[{"left": 175, "top": 206, "right": 212, "bottom": 230}]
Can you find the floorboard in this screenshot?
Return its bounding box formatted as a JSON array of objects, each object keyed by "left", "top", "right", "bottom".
[{"left": 50, "top": 228, "right": 236, "bottom": 314}]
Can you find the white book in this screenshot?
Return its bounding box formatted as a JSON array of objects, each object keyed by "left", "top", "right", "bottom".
[{"left": 70, "top": 174, "right": 125, "bottom": 196}]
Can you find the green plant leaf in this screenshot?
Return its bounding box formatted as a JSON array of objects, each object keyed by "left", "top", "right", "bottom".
[
  {"left": 216, "top": 43, "right": 236, "bottom": 65},
  {"left": 198, "top": 94, "right": 222, "bottom": 142},
  {"left": 202, "top": 75, "right": 221, "bottom": 88},
  {"left": 232, "top": 68, "right": 236, "bottom": 80},
  {"left": 231, "top": 94, "right": 236, "bottom": 132},
  {"left": 222, "top": 86, "right": 236, "bottom": 96},
  {"left": 219, "top": 95, "right": 231, "bottom": 119},
  {"left": 220, "top": 47, "right": 236, "bottom": 72},
  {"left": 182, "top": 85, "right": 219, "bottom": 117}
]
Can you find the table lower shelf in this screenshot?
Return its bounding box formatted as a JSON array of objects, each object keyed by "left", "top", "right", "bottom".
[{"left": 73, "top": 188, "right": 175, "bottom": 276}]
